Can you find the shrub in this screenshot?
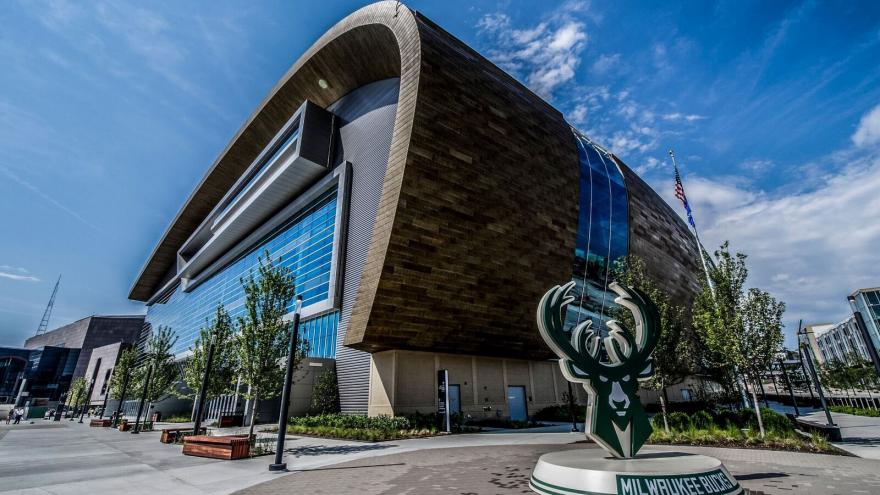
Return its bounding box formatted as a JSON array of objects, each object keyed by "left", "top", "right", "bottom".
[
  {"left": 309, "top": 368, "right": 340, "bottom": 415},
  {"left": 759, "top": 408, "right": 794, "bottom": 434},
  {"left": 713, "top": 409, "right": 739, "bottom": 428},
  {"left": 290, "top": 414, "right": 412, "bottom": 430},
  {"left": 666, "top": 412, "right": 691, "bottom": 431},
  {"left": 830, "top": 405, "right": 880, "bottom": 417},
  {"left": 534, "top": 405, "right": 585, "bottom": 422},
  {"left": 691, "top": 410, "right": 713, "bottom": 429}
]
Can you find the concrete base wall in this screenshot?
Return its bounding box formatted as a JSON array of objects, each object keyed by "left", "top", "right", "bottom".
[{"left": 367, "top": 350, "right": 594, "bottom": 419}]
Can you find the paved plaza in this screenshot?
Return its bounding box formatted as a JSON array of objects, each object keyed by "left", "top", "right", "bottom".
[{"left": 3, "top": 416, "right": 880, "bottom": 494}]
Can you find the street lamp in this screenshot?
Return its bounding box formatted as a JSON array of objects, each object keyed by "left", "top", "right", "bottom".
[
  {"left": 113, "top": 367, "right": 131, "bottom": 427},
  {"left": 269, "top": 295, "right": 302, "bottom": 472},
  {"left": 132, "top": 364, "right": 153, "bottom": 434},
  {"left": 79, "top": 379, "right": 96, "bottom": 423}
]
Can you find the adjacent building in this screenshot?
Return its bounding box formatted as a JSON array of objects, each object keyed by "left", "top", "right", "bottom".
[
  {"left": 24, "top": 315, "right": 144, "bottom": 380},
  {"left": 129, "top": 1, "right": 702, "bottom": 420},
  {"left": 814, "top": 318, "right": 870, "bottom": 364}
]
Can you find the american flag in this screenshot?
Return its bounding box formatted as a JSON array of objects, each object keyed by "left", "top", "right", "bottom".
[{"left": 674, "top": 165, "right": 696, "bottom": 228}]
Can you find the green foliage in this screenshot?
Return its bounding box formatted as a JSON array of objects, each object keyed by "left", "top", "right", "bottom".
[
  {"left": 830, "top": 405, "right": 880, "bottom": 417},
  {"left": 108, "top": 347, "right": 138, "bottom": 400},
  {"left": 612, "top": 256, "right": 696, "bottom": 393},
  {"left": 136, "top": 326, "right": 179, "bottom": 403},
  {"left": 691, "top": 410, "right": 713, "bottom": 429},
  {"left": 820, "top": 352, "right": 879, "bottom": 393},
  {"left": 66, "top": 376, "right": 88, "bottom": 407},
  {"left": 290, "top": 414, "right": 412, "bottom": 430},
  {"left": 649, "top": 407, "right": 836, "bottom": 454},
  {"left": 235, "top": 252, "right": 299, "bottom": 405},
  {"left": 286, "top": 413, "right": 439, "bottom": 441},
  {"left": 309, "top": 368, "right": 340, "bottom": 415},
  {"left": 665, "top": 412, "right": 692, "bottom": 430},
  {"left": 179, "top": 305, "right": 237, "bottom": 401},
  {"left": 691, "top": 242, "right": 784, "bottom": 397}
]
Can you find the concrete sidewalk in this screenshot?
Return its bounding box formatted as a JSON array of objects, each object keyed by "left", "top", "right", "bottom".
[
  {"left": 0, "top": 419, "right": 583, "bottom": 494},
  {"left": 801, "top": 410, "right": 880, "bottom": 459}
]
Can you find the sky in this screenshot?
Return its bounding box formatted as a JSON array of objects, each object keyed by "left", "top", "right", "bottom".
[{"left": 1, "top": 0, "right": 879, "bottom": 348}]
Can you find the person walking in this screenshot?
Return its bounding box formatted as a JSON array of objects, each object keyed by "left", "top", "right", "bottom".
[
  {"left": 13, "top": 407, "right": 23, "bottom": 424},
  {"left": 5, "top": 408, "right": 12, "bottom": 424}
]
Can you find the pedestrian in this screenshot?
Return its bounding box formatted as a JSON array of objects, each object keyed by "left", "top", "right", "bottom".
[
  {"left": 13, "top": 407, "right": 23, "bottom": 424},
  {"left": 5, "top": 409, "right": 12, "bottom": 424}
]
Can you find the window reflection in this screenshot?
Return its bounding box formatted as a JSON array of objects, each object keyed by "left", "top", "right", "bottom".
[
  {"left": 566, "top": 130, "right": 629, "bottom": 334},
  {"left": 144, "top": 189, "right": 339, "bottom": 357}
]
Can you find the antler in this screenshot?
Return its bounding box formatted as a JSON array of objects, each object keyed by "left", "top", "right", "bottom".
[
  {"left": 537, "top": 281, "right": 661, "bottom": 379},
  {"left": 537, "top": 282, "right": 617, "bottom": 380},
  {"left": 606, "top": 282, "right": 660, "bottom": 366}
]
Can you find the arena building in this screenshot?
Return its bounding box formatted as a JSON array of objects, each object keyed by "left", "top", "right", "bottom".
[{"left": 129, "top": 1, "right": 701, "bottom": 420}]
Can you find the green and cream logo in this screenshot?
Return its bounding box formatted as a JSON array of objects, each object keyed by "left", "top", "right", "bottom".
[{"left": 537, "top": 281, "right": 660, "bottom": 459}]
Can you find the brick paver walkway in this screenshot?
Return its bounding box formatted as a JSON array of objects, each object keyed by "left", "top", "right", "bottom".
[{"left": 237, "top": 443, "right": 880, "bottom": 495}]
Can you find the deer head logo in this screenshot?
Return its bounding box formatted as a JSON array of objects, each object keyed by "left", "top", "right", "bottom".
[{"left": 537, "top": 281, "right": 660, "bottom": 458}]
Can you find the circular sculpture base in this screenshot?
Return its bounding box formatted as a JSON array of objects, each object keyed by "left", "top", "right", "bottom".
[{"left": 530, "top": 450, "right": 742, "bottom": 495}]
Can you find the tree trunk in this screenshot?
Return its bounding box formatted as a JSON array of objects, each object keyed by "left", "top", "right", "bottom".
[
  {"left": 758, "top": 378, "right": 769, "bottom": 408},
  {"left": 247, "top": 392, "right": 259, "bottom": 441},
  {"left": 751, "top": 390, "right": 765, "bottom": 439},
  {"left": 659, "top": 386, "right": 670, "bottom": 433}
]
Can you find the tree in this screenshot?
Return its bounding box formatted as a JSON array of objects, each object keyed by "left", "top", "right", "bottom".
[
  {"left": 740, "top": 288, "right": 785, "bottom": 402},
  {"left": 67, "top": 376, "right": 88, "bottom": 410},
  {"left": 309, "top": 367, "right": 340, "bottom": 415},
  {"left": 137, "top": 326, "right": 180, "bottom": 404},
  {"left": 235, "top": 252, "right": 307, "bottom": 440},
  {"left": 109, "top": 347, "right": 138, "bottom": 401},
  {"left": 692, "top": 242, "right": 785, "bottom": 420},
  {"left": 179, "top": 305, "right": 237, "bottom": 410},
  {"left": 613, "top": 255, "right": 696, "bottom": 431}
]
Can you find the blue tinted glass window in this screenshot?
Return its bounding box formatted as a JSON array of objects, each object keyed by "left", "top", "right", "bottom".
[
  {"left": 566, "top": 131, "right": 629, "bottom": 332},
  {"left": 145, "top": 189, "right": 339, "bottom": 356}
]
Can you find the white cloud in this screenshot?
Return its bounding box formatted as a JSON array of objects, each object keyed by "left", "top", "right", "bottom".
[
  {"left": 661, "top": 112, "right": 706, "bottom": 122},
  {"left": 0, "top": 266, "right": 40, "bottom": 283},
  {"left": 852, "top": 103, "right": 880, "bottom": 147},
  {"left": 592, "top": 53, "right": 620, "bottom": 74},
  {"left": 477, "top": 12, "right": 587, "bottom": 98},
  {"left": 656, "top": 153, "right": 880, "bottom": 341}
]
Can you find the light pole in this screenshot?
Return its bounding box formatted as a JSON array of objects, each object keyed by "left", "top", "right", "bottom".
[
  {"left": 801, "top": 343, "right": 835, "bottom": 426},
  {"left": 269, "top": 295, "right": 302, "bottom": 472},
  {"left": 113, "top": 367, "right": 131, "bottom": 427},
  {"left": 193, "top": 329, "right": 218, "bottom": 436},
  {"left": 566, "top": 381, "right": 579, "bottom": 432},
  {"left": 79, "top": 379, "right": 96, "bottom": 423},
  {"left": 777, "top": 356, "right": 800, "bottom": 417},
  {"left": 132, "top": 364, "right": 153, "bottom": 434}
]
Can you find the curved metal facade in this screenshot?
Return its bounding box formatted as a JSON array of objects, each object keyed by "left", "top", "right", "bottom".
[{"left": 131, "top": 1, "right": 701, "bottom": 389}]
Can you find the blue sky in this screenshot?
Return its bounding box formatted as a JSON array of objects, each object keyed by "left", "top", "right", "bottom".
[{"left": 1, "top": 0, "right": 879, "bottom": 348}]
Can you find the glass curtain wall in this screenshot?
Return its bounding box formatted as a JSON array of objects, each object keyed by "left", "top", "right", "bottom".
[
  {"left": 565, "top": 130, "right": 629, "bottom": 334},
  {"left": 145, "top": 189, "right": 340, "bottom": 356}
]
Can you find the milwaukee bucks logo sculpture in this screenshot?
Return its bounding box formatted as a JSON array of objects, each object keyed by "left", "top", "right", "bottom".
[{"left": 537, "top": 281, "right": 660, "bottom": 458}]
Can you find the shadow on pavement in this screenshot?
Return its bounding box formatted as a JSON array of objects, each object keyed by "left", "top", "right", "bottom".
[
  {"left": 285, "top": 443, "right": 396, "bottom": 457},
  {"left": 736, "top": 472, "right": 789, "bottom": 481}
]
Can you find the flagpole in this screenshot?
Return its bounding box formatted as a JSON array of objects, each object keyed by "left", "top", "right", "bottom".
[
  {"left": 669, "top": 149, "right": 716, "bottom": 300},
  {"left": 670, "top": 149, "right": 746, "bottom": 406}
]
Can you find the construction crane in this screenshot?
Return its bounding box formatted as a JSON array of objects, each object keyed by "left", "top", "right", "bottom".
[{"left": 35, "top": 275, "right": 61, "bottom": 336}]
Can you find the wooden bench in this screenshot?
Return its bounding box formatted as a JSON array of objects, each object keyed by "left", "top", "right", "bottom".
[
  {"left": 89, "top": 419, "right": 112, "bottom": 427},
  {"left": 183, "top": 435, "right": 250, "bottom": 460},
  {"left": 118, "top": 421, "right": 132, "bottom": 432},
  {"left": 160, "top": 427, "right": 206, "bottom": 444}
]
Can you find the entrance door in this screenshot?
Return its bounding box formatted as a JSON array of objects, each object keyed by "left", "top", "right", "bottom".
[
  {"left": 507, "top": 386, "right": 527, "bottom": 421},
  {"left": 448, "top": 384, "right": 461, "bottom": 416}
]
